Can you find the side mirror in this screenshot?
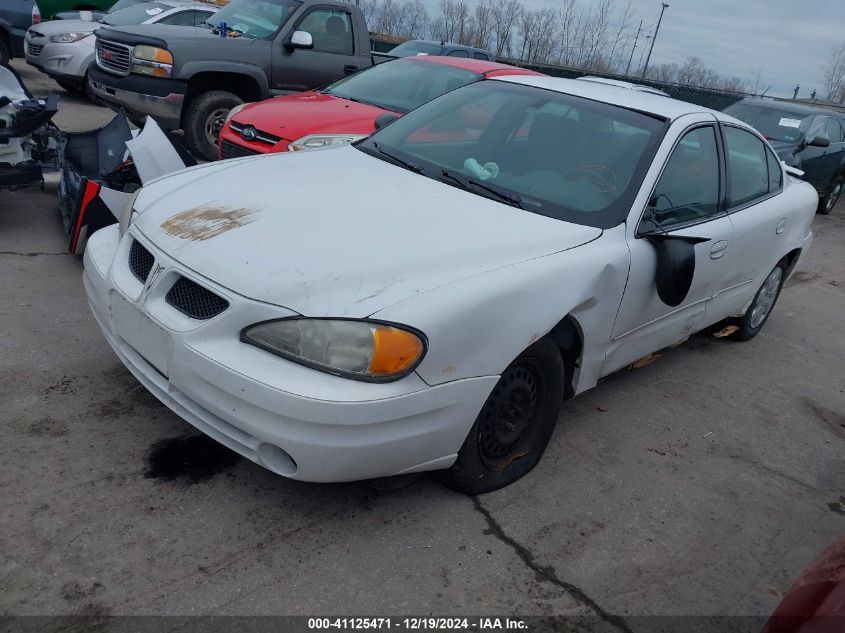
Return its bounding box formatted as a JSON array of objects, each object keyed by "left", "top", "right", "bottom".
[
  {"left": 644, "top": 235, "right": 709, "bottom": 307},
  {"left": 808, "top": 136, "right": 830, "bottom": 148},
  {"left": 288, "top": 30, "right": 313, "bottom": 49},
  {"left": 373, "top": 112, "right": 400, "bottom": 130}
]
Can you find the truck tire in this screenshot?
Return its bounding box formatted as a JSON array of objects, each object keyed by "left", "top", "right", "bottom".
[{"left": 184, "top": 90, "right": 243, "bottom": 161}]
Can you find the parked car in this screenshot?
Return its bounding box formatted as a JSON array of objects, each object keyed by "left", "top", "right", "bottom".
[
  {"left": 83, "top": 76, "right": 817, "bottom": 493},
  {"left": 89, "top": 0, "right": 376, "bottom": 160},
  {"left": 723, "top": 98, "right": 845, "bottom": 214},
  {"left": 34, "top": 0, "right": 116, "bottom": 21},
  {"left": 0, "top": 0, "right": 40, "bottom": 66},
  {"left": 218, "top": 55, "right": 540, "bottom": 158},
  {"left": 388, "top": 39, "right": 494, "bottom": 61},
  {"left": 25, "top": 0, "right": 218, "bottom": 97},
  {"left": 53, "top": 0, "right": 158, "bottom": 22}
]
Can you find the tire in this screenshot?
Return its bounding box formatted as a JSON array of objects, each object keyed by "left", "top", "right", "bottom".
[
  {"left": 818, "top": 177, "right": 843, "bottom": 215},
  {"left": 183, "top": 90, "right": 243, "bottom": 161},
  {"left": 56, "top": 79, "right": 82, "bottom": 94},
  {"left": 0, "top": 36, "right": 10, "bottom": 67},
  {"left": 731, "top": 258, "right": 788, "bottom": 341},
  {"left": 437, "top": 338, "right": 565, "bottom": 495}
]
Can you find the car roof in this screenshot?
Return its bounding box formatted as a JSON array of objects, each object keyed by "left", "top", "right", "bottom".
[
  {"left": 141, "top": 0, "right": 216, "bottom": 8},
  {"left": 578, "top": 76, "right": 669, "bottom": 96},
  {"left": 729, "top": 97, "right": 845, "bottom": 119},
  {"left": 400, "top": 39, "right": 491, "bottom": 54},
  {"left": 399, "top": 55, "right": 541, "bottom": 76},
  {"left": 494, "top": 74, "right": 714, "bottom": 120}
]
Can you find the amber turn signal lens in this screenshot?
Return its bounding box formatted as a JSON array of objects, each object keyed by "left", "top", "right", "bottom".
[{"left": 369, "top": 326, "right": 424, "bottom": 376}]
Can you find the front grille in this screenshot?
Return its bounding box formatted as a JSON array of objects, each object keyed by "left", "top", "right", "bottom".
[
  {"left": 229, "top": 122, "right": 282, "bottom": 145},
  {"left": 220, "top": 140, "right": 260, "bottom": 159},
  {"left": 128, "top": 239, "right": 154, "bottom": 282},
  {"left": 96, "top": 39, "right": 132, "bottom": 76},
  {"left": 26, "top": 42, "right": 44, "bottom": 57},
  {"left": 165, "top": 277, "right": 229, "bottom": 320}
]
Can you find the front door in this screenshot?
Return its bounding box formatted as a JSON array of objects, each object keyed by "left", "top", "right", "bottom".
[
  {"left": 271, "top": 5, "right": 360, "bottom": 93},
  {"left": 605, "top": 124, "right": 735, "bottom": 374}
]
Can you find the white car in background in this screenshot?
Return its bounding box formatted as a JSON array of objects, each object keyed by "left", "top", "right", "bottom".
[
  {"left": 83, "top": 76, "right": 817, "bottom": 494},
  {"left": 25, "top": 0, "right": 217, "bottom": 98}
]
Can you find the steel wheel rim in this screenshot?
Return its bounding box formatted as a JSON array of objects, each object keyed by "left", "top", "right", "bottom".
[
  {"left": 205, "top": 108, "right": 230, "bottom": 148},
  {"left": 750, "top": 267, "right": 783, "bottom": 329},
  {"left": 478, "top": 360, "right": 544, "bottom": 469},
  {"left": 827, "top": 183, "right": 842, "bottom": 211}
]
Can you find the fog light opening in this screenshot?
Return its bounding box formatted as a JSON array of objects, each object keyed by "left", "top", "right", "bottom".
[{"left": 257, "top": 443, "right": 298, "bottom": 476}]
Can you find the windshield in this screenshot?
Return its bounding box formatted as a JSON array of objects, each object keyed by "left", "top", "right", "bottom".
[
  {"left": 356, "top": 80, "right": 665, "bottom": 229},
  {"left": 723, "top": 103, "right": 811, "bottom": 143},
  {"left": 390, "top": 41, "right": 443, "bottom": 57},
  {"left": 324, "top": 60, "right": 479, "bottom": 114},
  {"left": 102, "top": 2, "right": 171, "bottom": 25},
  {"left": 206, "top": 0, "right": 301, "bottom": 39}
]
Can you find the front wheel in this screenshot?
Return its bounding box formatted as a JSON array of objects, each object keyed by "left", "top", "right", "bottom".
[
  {"left": 818, "top": 177, "right": 843, "bottom": 215},
  {"left": 731, "top": 258, "right": 788, "bottom": 341},
  {"left": 183, "top": 90, "right": 243, "bottom": 161},
  {"left": 437, "top": 338, "right": 565, "bottom": 495}
]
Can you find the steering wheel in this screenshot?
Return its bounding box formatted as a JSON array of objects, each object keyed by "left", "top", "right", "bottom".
[{"left": 561, "top": 164, "right": 617, "bottom": 193}]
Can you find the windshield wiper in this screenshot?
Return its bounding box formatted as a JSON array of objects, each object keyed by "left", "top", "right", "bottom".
[
  {"left": 371, "top": 142, "right": 424, "bottom": 174},
  {"left": 439, "top": 169, "right": 523, "bottom": 208}
]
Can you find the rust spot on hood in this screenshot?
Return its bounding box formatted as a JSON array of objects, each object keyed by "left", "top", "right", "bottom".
[{"left": 160, "top": 204, "right": 256, "bottom": 241}]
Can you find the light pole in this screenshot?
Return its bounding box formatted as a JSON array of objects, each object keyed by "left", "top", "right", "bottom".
[
  {"left": 641, "top": 2, "right": 669, "bottom": 79},
  {"left": 625, "top": 19, "right": 643, "bottom": 77}
]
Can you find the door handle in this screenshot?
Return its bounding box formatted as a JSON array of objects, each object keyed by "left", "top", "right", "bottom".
[
  {"left": 343, "top": 64, "right": 359, "bottom": 74},
  {"left": 776, "top": 218, "right": 787, "bottom": 234},
  {"left": 710, "top": 240, "right": 728, "bottom": 259}
]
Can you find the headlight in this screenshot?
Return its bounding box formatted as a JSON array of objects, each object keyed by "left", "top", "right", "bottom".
[
  {"left": 49, "top": 32, "right": 92, "bottom": 43},
  {"left": 241, "top": 318, "right": 426, "bottom": 381},
  {"left": 288, "top": 134, "right": 367, "bottom": 152},
  {"left": 118, "top": 188, "right": 141, "bottom": 237},
  {"left": 131, "top": 45, "right": 173, "bottom": 78},
  {"left": 224, "top": 103, "right": 248, "bottom": 124}
]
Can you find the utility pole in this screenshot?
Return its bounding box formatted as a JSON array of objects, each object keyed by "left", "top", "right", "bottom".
[
  {"left": 625, "top": 19, "right": 643, "bottom": 77},
  {"left": 641, "top": 2, "right": 669, "bottom": 79}
]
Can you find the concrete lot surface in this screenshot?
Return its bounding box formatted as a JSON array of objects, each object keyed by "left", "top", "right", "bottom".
[{"left": 1, "top": 60, "right": 843, "bottom": 627}]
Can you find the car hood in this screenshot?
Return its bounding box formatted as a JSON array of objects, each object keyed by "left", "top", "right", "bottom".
[
  {"left": 30, "top": 19, "right": 101, "bottom": 35},
  {"left": 232, "top": 91, "right": 388, "bottom": 142},
  {"left": 133, "top": 146, "right": 602, "bottom": 317}
]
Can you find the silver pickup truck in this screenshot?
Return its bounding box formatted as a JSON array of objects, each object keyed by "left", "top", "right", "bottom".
[{"left": 88, "top": 0, "right": 375, "bottom": 159}]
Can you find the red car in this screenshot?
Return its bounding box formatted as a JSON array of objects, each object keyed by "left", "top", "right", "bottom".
[{"left": 217, "top": 56, "right": 540, "bottom": 159}]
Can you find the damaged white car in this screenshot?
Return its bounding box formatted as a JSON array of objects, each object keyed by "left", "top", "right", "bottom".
[{"left": 83, "top": 76, "right": 817, "bottom": 494}]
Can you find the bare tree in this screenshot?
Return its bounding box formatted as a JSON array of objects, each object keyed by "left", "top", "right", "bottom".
[
  {"left": 491, "top": 0, "right": 522, "bottom": 57},
  {"left": 402, "top": 0, "right": 429, "bottom": 39},
  {"left": 823, "top": 43, "right": 845, "bottom": 102},
  {"left": 471, "top": 0, "right": 495, "bottom": 50}
]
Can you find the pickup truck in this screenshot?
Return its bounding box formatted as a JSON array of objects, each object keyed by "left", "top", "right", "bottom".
[{"left": 88, "top": 0, "right": 375, "bottom": 159}]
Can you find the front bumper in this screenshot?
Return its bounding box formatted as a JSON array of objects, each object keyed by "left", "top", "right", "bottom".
[
  {"left": 88, "top": 65, "right": 186, "bottom": 129},
  {"left": 25, "top": 33, "right": 94, "bottom": 82},
  {"left": 83, "top": 225, "right": 496, "bottom": 482}
]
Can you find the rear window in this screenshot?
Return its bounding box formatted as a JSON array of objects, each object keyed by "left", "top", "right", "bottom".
[
  {"left": 390, "top": 41, "right": 443, "bottom": 57},
  {"left": 723, "top": 102, "right": 811, "bottom": 143}
]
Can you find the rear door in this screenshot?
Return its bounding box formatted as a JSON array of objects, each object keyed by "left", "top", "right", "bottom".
[
  {"left": 606, "top": 122, "right": 735, "bottom": 372},
  {"left": 272, "top": 5, "right": 360, "bottom": 93}
]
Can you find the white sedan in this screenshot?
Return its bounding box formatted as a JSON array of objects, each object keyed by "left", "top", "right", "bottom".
[{"left": 83, "top": 76, "right": 817, "bottom": 494}]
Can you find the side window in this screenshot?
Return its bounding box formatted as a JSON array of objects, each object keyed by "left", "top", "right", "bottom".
[
  {"left": 808, "top": 117, "right": 829, "bottom": 142},
  {"left": 765, "top": 146, "right": 783, "bottom": 192},
  {"left": 724, "top": 126, "right": 769, "bottom": 207},
  {"left": 646, "top": 126, "right": 721, "bottom": 230},
  {"left": 447, "top": 49, "right": 469, "bottom": 58},
  {"left": 825, "top": 117, "right": 843, "bottom": 144},
  {"left": 298, "top": 9, "right": 353, "bottom": 55},
  {"left": 473, "top": 52, "right": 490, "bottom": 60}
]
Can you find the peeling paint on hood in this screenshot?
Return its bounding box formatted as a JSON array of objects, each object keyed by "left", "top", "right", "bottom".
[{"left": 160, "top": 204, "right": 257, "bottom": 241}]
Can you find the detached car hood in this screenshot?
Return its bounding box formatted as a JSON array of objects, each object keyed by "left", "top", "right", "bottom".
[
  {"left": 133, "top": 146, "right": 602, "bottom": 317},
  {"left": 234, "top": 91, "right": 387, "bottom": 142}
]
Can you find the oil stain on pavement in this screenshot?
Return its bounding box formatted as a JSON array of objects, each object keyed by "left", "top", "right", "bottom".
[{"left": 145, "top": 435, "right": 241, "bottom": 483}]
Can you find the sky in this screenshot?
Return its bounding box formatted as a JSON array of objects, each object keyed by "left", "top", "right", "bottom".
[{"left": 424, "top": 0, "right": 845, "bottom": 99}]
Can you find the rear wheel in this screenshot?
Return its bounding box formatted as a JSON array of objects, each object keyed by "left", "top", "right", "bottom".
[
  {"left": 56, "top": 78, "right": 82, "bottom": 94},
  {"left": 437, "top": 338, "right": 565, "bottom": 495},
  {"left": 818, "top": 177, "right": 843, "bottom": 215},
  {"left": 183, "top": 90, "right": 243, "bottom": 161},
  {"left": 731, "top": 258, "right": 787, "bottom": 341}
]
